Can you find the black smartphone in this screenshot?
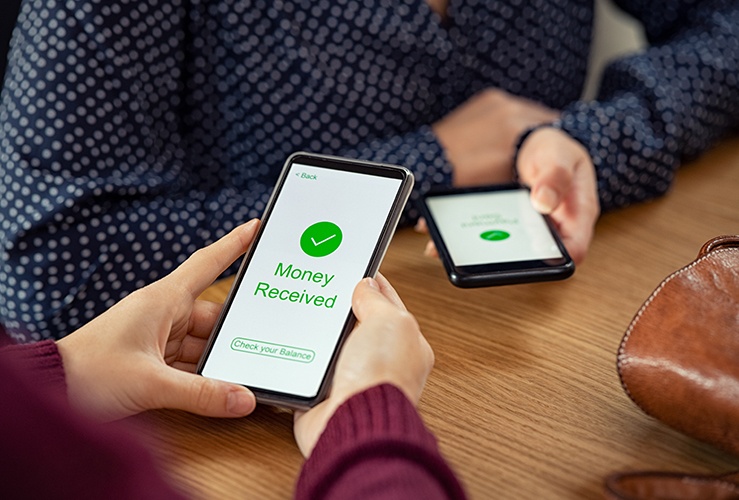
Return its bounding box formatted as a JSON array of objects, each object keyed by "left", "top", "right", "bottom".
[
  {"left": 197, "top": 152, "right": 414, "bottom": 409},
  {"left": 418, "top": 183, "right": 574, "bottom": 288}
]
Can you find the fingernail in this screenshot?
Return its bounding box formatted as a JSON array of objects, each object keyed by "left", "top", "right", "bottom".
[
  {"left": 365, "top": 277, "right": 379, "bottom": 289},
  {"left": 423, "top": 240, "right": 435, "bottom": 257},
  {"left": 227, "top": 389, "right": 254, "bottom": 415},
  {"left": 531, "top": 186, "right": 558, "bottom": 214}
]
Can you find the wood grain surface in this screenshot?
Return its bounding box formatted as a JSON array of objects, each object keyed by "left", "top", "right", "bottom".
[{"left": 136, "top": 138, "right": 739, "bottom": 499}]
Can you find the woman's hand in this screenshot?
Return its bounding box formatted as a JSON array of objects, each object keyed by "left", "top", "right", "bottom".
[
  {"left": 293, "top": 274, "right": 434, "bottom": 458},
  {"left": 516, "top": 127, "right": 600, "bottom": 264},
  {"left": 56, "top": 221, "right": 260, "bottom": 421},
  {"left": 429, "top": 88, "right": 600, "bottom": 263}
]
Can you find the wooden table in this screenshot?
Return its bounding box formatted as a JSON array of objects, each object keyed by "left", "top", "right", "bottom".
[{"left": 138, "top": 138, "right": 739, "bottom": 499}]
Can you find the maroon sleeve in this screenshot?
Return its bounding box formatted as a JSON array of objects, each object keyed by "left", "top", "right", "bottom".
[
  {"left": 295, "top": 384, "right": 467, "bottom": 500},
  {"left": 0, "top": 340, "right": 186, "bottom": 500},
  {"left": 0, "top": 339, "right": 68, "bottom": 392}
]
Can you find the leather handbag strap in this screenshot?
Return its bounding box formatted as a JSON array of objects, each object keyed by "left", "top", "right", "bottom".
[
  {"left": 699, "top": 235, "right": 739, "bottom": 256},
  {"left": 604, "top": 470, "right": 739, "bottom": 500}
]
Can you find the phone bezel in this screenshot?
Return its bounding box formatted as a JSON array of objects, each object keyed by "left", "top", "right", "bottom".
[
  {"left": 197, "top": 152, "right": 414, "bottom": 409},
  {"left": 418, "top": 183, "right": 574, "bottom": 288}
]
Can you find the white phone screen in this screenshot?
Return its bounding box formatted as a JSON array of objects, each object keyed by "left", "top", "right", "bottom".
[
  {"left": 425, "top": 189, "right": 564, "bottom": 266},
  {"left": 201, "top": 163, "right": 403, "bottom": 398}
]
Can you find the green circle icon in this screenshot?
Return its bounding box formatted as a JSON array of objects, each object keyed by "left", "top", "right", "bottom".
[
  {"left": 480, "top": 230, "right": 510, "bottom": 242},
  {"left": 300, "top": 221, "right": 343, "bottom": 257}
]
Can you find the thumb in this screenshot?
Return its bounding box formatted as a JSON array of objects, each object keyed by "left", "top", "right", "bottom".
[
  {"left": 351, "top": 277, "right": 396, "bottom": 322},
  {"left": 517, "top": 128, "right": 577, "bottom": 214},
  {"left": 524, "top": 157, "right": 574, "bottom": 216},
  {"left": 156, "top": 368, "right": 256, "bottom": 417}
]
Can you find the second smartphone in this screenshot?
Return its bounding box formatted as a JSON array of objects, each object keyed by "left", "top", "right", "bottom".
[
  {"left": 418, "top": 183, "right": 574, "bottom": 288},
  {"left": 197, "top": 152, "right": 413, "bottom": 409}
]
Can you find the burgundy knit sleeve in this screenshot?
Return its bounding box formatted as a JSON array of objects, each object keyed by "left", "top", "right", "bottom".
[
  {"left": 295, "top": 384, "right": 467, "bottom": 500},
  {"left": 0, "top": 340, "right": 186, "bottom": 500},
  {"left": 0, "top": 339, "right": 67, "bottom": 393}
]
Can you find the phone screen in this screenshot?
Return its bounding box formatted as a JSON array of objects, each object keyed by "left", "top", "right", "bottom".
[
  {"left": 199, "top": 155, "right": 411, "bottom": 404},
  {"left": 420, "top": 184, "right": 573, "bottom": 287},
  {"left": 425, "top": 188, "right": 564, "bottom": 266}
]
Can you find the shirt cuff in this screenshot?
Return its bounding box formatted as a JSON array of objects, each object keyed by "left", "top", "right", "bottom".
[
  {"left": 313, "top": 383, "right": 439, "bottom": 453},
  {"left": 297, "top": 383, "right": 465, "bottom": 499},
  {"left": 0, "top": 340, "right": 68, "bottom": 395}
]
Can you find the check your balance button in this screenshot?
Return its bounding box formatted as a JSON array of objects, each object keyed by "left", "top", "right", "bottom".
[{"left": 230, "top": 337, "right": 315, "bottom": 363}]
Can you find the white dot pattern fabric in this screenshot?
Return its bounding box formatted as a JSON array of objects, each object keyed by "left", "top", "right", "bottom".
[{"left": 1, "top": 0, "right": 738, "bottom": 341}]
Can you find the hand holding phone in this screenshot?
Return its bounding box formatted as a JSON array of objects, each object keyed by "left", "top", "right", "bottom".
[
  {"left": 197, "top": 153, "right": 413, "bottom": 409},
  {"left": 293, "top": 274, "right": 434, "bottom": 457},
  {"left": 418, "top": 183, "right": 574, "bottom": 287}
]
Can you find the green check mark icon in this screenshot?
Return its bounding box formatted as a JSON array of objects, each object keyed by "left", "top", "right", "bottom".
[{"left": 300, "top": 221, "right": 343, "bottom": 257}]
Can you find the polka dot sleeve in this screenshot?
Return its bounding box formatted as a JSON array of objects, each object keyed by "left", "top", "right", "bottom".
[
  {"left": 559, "top": 0, "right": 739, "bottom": 211},
  {"left": 0, "top": 0, "right": 272, "bottom": 342}
]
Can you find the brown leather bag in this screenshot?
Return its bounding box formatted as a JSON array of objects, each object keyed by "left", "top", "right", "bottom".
[{"left": 606, "top": 235, "right": 739, "bottom": 499}]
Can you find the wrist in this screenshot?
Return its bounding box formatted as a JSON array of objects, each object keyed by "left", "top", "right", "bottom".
[{"left": 55, "top": 332, "right": 100, "bottom": 417}]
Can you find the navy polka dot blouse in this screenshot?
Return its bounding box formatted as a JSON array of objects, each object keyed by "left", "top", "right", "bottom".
[{"left": 1, "top": 0, "right": 738, "bottom": 341}]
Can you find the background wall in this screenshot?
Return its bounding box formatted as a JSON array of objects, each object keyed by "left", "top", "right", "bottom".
[
  {"left": 582, "top": 0, "right": 647, "bottom": 100},
  {"left": 0, "top": 0, "right": 23, "bottom": 86}
]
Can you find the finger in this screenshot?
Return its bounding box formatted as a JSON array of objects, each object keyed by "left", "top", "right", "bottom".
[
  {"left": 188, "top": 300, "right": 223, "bottom": 339},
  {"left": 423, "top": 239, "right": 439, "bottom": 258},
  {"left": 551, "top": 159, "right": 600, "bottom": 264},
  {"left": 527, "top": 157, "right": 574, "bottom": 215},
  {"left": 171, "top": 360, "right": 197, "bottom": 373},
  {"left": 374, "top": 273, "right": 407, "bottom": 311},
  {"left": 559, "top": 230, "right": 589, "bottom": 265},
  {"left": 414, "top": 217, "right": 428, "bottom": 234},
  {"left": 169, "top": 301, "right": 222, "bottom": 366},
  {"left": 517, "top": 129, "right": 578, "bottom": 214},
  {"left": 351, "top": 278, "right": 403, "bottom": 322},
  {"left": 155, "top": 367, "right": 256, "bottom": 417},
  {"left": 175, "top": 335, "right": 209, "bottom": 365},
  {"left": 169, "top": 219, "right": 260, "bottom": 299},
  {"left": 555, "top": 215, "right": 592, "bottom": 265}
]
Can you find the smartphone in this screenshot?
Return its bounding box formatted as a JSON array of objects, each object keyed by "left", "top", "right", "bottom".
[
  {"left": 418, "top": 183, "right": 574, "bottom": 288},
  {"left": 197, "top": 152, "right": 414, "bottom": 409}
]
